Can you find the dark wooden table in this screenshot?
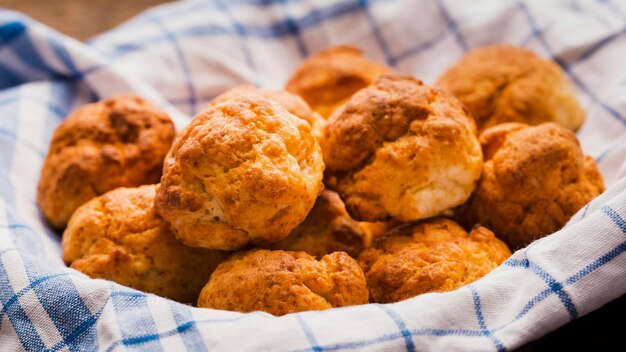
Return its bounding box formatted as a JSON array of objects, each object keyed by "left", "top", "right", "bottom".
[{"left": 2, "top": 1, "right": 624, "bottom": 350}]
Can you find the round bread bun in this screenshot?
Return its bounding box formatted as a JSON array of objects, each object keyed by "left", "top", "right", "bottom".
[
  {"left": 436, "top": 44, "right": 585, "bottom": 132},
  {"left": 358, "top": 218, "right": 511, "bottom": 303},
  {"left": 323, "top": 74, "right": 482, "bottom": 222},
  {"left": 461, "top": 122, "right": 605, "bottom": 249},
  {"left": 197, "top": 249, "right": 369, "bottom": 315},
  {"left": 37, "top": 95, "right": 175, "bottom": 229},
  {"left": 207, "top": 84, "right": 325, "bottom": 145},
  {"left": 269, "top": 190, "right": 371, "bottom": 258},
  {"left": 62, "top": 185, "right": 227, "bottom": 304},
  {"left": 286, "top": 46, "right": 391, "bottom": 118},
  {"left": 155, "top": 96, "right": 324, "bottom": 250}
]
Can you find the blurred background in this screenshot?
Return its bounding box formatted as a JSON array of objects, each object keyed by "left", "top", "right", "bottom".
[
  {"left": 0, "top": 1, "right": 624, "bottom": 351},
  {"left": 1, "top": 0, "right": 171, "bottom": 40}
]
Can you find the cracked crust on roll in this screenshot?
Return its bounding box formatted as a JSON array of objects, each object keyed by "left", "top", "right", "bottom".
[
  {"left": 358, "top": 217, "right": 511, "bottom": 303},
  {"left": 207, "top": 84, "right": 326, "bottom": 146},
  {"left": 155, "top": 96, "right": 324, "bottom": 250},
  {"left": 436, "top": 44, "right": 585, "bottom": 132},
  {"left": 461, "top": 122, "right": 604, "bottom": 249},
  {"left": 37, "top": 95, "right": 175, "bottom": 229},
  {"left": 269, "top": 190, "right": 371, "bottom": 258},
  {"left": 323, "top": 74, "right": 482, "bottom": 222},
  {"left": 62, "top": 185, "right": 227, "bottom": 304},
  {"left": 197, "top": 249, "right": 369, "bottom": 315},
  {"left": 286, "top": 46, "right": 391, "bottom": 118}
]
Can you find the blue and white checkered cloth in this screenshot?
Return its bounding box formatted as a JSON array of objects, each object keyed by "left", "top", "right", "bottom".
[{"left": 1, "top": 0, "right": 626, "bottom": 350}]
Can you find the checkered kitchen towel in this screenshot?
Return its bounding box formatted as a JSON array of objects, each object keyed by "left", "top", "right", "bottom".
[{"left": 1, "top": 0, "right": 626, "bottom": 350}]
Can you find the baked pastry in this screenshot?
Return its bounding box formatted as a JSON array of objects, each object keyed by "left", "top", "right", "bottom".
[
  {"left": 286, "top": 46, "right": 391, "bottom": 118},
  {"left": 323, "top": 74, "right": 482, "bottom": 222},
  {"left": 269, "top": 190, "right": 371, "bottom": 258},
  {"left": 461, "top": 122, "right": 604, "bottom": 249},
  {"left": 37, "top": 95, "right": 175, "bottom": 229},
  {"left": 155, "top": 96, "right": 324, "bottom": 250},
  {"left": 62, "top": 185, "right": 226, "bottom": 304},
  {"left": 197, "top": 249, "right": 369, "bottom": 315},
  {"left": 360, "top": 220, "right": 403, "bottom": 239},
  {"left": 436, "top": 44, "right": 584, "bottom": 132},
  {"left": 358, "top": 218, "right": 510, "bottom": 303},
  {"left": 207, "top": 84, "right": 325, "bottom": 144}
]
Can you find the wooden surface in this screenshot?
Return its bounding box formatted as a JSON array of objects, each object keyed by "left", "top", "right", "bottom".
[
  {"left": 0, "top": 0, "right": 172, "bottom": 40},
  {"left": 2, "top": 1, "right": 625, "bottom": 350}
]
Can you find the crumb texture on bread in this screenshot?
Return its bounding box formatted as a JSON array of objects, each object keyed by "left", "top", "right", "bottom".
[
  {"left": 156, "top": 96, "right": 324, "bottom": 250},
  {"left": 323, "top": 74, "right": 482, "bottom": 222},
  {"left": 358, "top": 218, "right": 511, "bottom": 303},
  {"left": 461, "top": 122, "right": 604, "bottom": 249},
  {"left": 437, "top": 44, "right": 585, "bottom": 131},
  {"left": 37, "top": 95, "right": 175, "bottom": 229},
  {"left": 197, "top": 249, "right": 369, "bottom": 315},
  {"left": 62, "top": 185, "right": 226, "bottom": 304}
]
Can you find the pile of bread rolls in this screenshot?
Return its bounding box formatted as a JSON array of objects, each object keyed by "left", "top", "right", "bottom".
[{"left": 37, "top": 44, "right": 604, "bottom": 315}]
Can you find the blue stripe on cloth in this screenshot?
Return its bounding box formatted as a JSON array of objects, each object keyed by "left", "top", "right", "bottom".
[
  {"left": 0, "top": 88, "right": 21, "bottom": 185},
  {"left": 294, "top": 314, "right": 321, "bottom": 352},
  {"left": 278, "top": 0, "right": 309, "bottom": 57},
  {"left": 566, "top": 26, "right": 626, "bottom": 68},
  {"left": 516, "top": 0, "right": 626, "bottom": 127},
  {"left": 504, "top": 258, "right": 578, "bottom": 319},
  {"left": 0, "top": 256, "right": 48, "bottom": 351},
  {"left": 0, "top": 128, "right": 46, "bottom": 157},
  {"left": 46, "top": 32, "right": 83, "bottom": 80},
  {"left": 596, "top": 135, "right": 626, "bottom": 163},
  {"left": 494, "top": 237, "right": 626, "bottom": 332},
  {"left": 0, "top": 21, "right": 26, "bottom": 45},
  {"left": 467, "top": 285, "right": 505, "bottom": 352},
  {"left": 112, "top": 294, "right": 164, "bottom": 351},
  {"left": 2, "top": 25, "right": 69, "bottom": 83},
  {"left": 85, "top": 0, "right": 390, "bottom": 64},
  {"left": 601, "top": 205, "right": 626, "bottom": 233},
  {"left": 45, "top": 298, "right": 110, "bottom": 352},
  {"left": 581, "top": 203, "right": 591, "bottom": 219},
  {"left": 359, "top": 0, "right": 395, "bottom": 66},
  {"left": 377, "top": 305, "right": 415, "bottom": 352},
  {"left": 110, "top": 321, "right": 195, "bottom": 351},
  {"left": 150, "top": 18, "right": 198, "bottom": 115},
  {"left": 0, "top": 61, "right": 25, "bottom": 88},
  {"left": 168, "top": 301, "right": 208, "bottom": 351},
  {"left": 392, "top": 26, "right": 451, "bottom": 63},
  {"left": 110, "top": 291, "right": 147, "bottom": 298},
  {"left": 292, "top": 328, "right": 485, "bottom": 352},
  {"left": 23, "top": 260, "right": 98, "bottom": 352},
  {"left": 565, "top": 240, "right": 626, "bottom": 285},
  {"left": 213, "top": 0, "right": 260, "bottom": 85},
  {"left": 3, "top": 214, "right": 46, "bottom": 259},
  {"left": 103, "top": 314, "right": 260, "bottom": 352},
  {"left": 436, "top": 0, "right": 468, "bottom": 51}
]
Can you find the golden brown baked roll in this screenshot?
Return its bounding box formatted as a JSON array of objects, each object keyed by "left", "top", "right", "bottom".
[
  {"left": 197, "top": 249, "right": 369, "bottom": 315},
  {"left": 155, "top": 96, "right": 324, "bottom": 250},
  {"left": 286, "top": 46, "right": 391, "bottom": 118},
  {"left": 37, "top": 95, "right": 175, "bottom": 229},
  {"left": 323, "top": 74, "right": 482, "bottom": 222},
  {"left": 207, "top": 84, "right": 325, "bottom": 145},
  {"left": 358, "top": 218, "right": 510, "bottom": 303},
  {"left": 269, "top": 190, "right": 371, "bottom": 258},
  {"left": 436, "top": 44, "right": 584, "bottom": 132},
  {"left": 62, "top": 185, "right": 227, "bottom": 304},
  {"left": 461, "top": 122, "right": 604, "bottom": 250}
]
